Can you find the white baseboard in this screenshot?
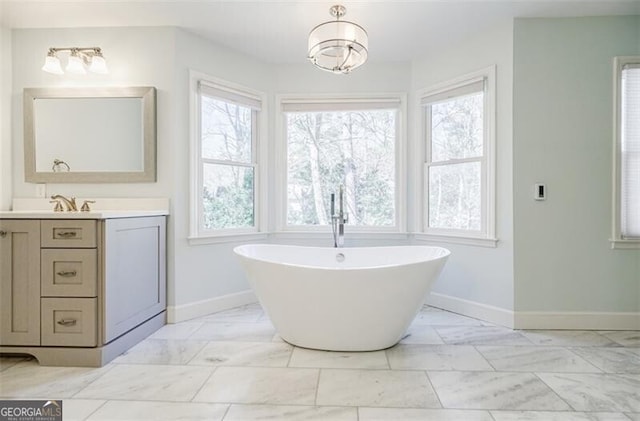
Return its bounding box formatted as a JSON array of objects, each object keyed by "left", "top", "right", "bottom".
[
  {"left": 514, "top": 311, "right": 640, "bottom": 330},
  {"left": 166, "top": 289, "right": 638, "bottom": 330},
  {"left": 425, "top": 292, "right": 515, "bottom": 328},
  {"left": 167, "top": 290, "right": 257, "bottom": 323},
  {"left": 425, "top": 292, "right": 640, "bottom": 331}
]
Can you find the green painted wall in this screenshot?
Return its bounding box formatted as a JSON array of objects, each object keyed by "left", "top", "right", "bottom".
[{"left": 513, "top": 16, "right": 640, "bottom": 312}]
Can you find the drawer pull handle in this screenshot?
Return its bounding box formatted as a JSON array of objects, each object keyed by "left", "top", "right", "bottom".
[
  {"left": 0, "top": 230, "right": 6, "bottom": 238},
  {"left": 57, "top": 318, "right": 77, "bottom": 326},
  {"left": 56, "top": 231, "right": 77, "bottom": 238},
  {"left": 56, "top": 270, "right": 77, "bottom": 277}
]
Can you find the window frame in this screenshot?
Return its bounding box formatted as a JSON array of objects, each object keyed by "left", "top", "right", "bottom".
[
  {"left": 611, "top": 56, "right": 640, "bottom": 249},
  {"left": 189, "top": 70, "right": 268, "bottom": 244},
  {"left": 416, "top": 66, "right": 497, "bottom": 247},
  {"left": 275, "top": 93, "right": 407, "bottom": 234}
]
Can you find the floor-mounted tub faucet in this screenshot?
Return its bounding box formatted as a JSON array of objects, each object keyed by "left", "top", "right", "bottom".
[{"left": 330, "top": 185, "right": 348, "bottom": 248}]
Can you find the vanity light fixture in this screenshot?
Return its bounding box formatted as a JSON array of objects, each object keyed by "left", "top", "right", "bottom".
[
  {"left": 307, "top": 4, "right": 368, "bottom": 74},
  {"left": 42, "top": 47, "right": 108, "bottom": 75}
]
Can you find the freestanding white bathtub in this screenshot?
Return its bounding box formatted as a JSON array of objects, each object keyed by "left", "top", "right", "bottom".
[{"left": 234, "top": 244, "right": 450, "bottom": 351}]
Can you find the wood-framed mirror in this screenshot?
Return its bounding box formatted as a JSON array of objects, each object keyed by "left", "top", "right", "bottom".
[{"left": 24, "top": 86, "right": 156, "bottom": 183}]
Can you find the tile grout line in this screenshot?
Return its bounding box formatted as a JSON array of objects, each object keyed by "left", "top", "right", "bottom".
[
  {"left": 182, "top": 321, "right": 205, "bottom": 341},
  {"left": 78, "top": 399, "right": 109, "bottom": 421},
  {"left": 285, "top": 344, "right": 295, "bottom": 368},
  {"left": 532, "top": 371, "right": 578, "bottom": 412},
  {"left": 472, "top": 345, "right": 498, "bottom": 372},
  {"left": 564, "top": 346, "right": 607, "bottom": 373},
  {"left": 188, "top": 366, "right": 219, "bottom": 403},
  {"left": 313, "top": 368, "right": 322, "bottom": 406},
  {"left": 219, "top": 403, "right": 232, "bottom": 421},
  {"left": 69, "top": 363, "right": 118, "bottom": 399},
  {"left": 421, "top": 370, "right": 610, "bottom": 412},
  {"left": 474, "top": 344, "right": 627, "bottom": 374},
  {"left": 182, "top": 340, "right": 211, "bottom": 366},
  {"left": 423, "top": 370, "right": 445, "bottom": 409},
  {"left": 383, "top": 347, "right": 392, "bottom": 370}
]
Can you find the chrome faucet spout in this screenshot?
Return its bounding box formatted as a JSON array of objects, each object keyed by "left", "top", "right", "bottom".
[
  {"left": 51, "top": 194, "right": 78, "bottom": 212},
  {"left": 331, "top": 185, "right": 348, "bottom": 248}
]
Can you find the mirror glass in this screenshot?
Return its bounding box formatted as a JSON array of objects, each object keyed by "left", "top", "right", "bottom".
[{"left": 24, "top": 86, "right": 156, "bottom": 183}]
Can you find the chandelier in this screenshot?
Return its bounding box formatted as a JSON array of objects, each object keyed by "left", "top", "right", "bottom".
[{"left": 307, "top": 5, "right": 368, "bottom": 74}]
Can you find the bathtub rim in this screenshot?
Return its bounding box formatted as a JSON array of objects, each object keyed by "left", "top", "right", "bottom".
[{"left": 233, "top": 243, "right": 450, "bottom": 271}]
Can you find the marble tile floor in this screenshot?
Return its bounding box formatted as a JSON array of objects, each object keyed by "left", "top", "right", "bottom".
[{"left": 1, "top": 303, "right": 639, "bottom": 420}]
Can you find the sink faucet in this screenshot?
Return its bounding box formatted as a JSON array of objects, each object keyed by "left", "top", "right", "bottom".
[
  {"left": 50, "top": 195, "right": 78, "bottom": 212},
  {"left": 330, "top": 185, "right": 348, "bottom": 248}
]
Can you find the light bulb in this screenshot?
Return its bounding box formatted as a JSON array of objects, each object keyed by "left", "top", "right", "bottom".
[
  {"left": 89, "top": 55, "right": 108, "bottom": 74},
  {"left": 42, "top": 54, "right": 63, "bottom": 75},
  {"left": 66, "top": 52, "right": 86, "bottom": 74}
]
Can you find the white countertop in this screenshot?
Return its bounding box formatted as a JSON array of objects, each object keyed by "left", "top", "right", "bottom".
[
  {"left": 0, "top": 210, "right": 169, "bottom": 219},
  {"left": 0, "top": 197, "right": 170, "bottom": 219}
]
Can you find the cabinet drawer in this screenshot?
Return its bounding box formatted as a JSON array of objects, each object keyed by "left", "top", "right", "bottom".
[
  {"left": 41, "top": 220, "right": 97, "bottom": 248},
  {"left": 41, "top": 298, "right": 97, "bottom": 347},
  {"left": 41, "top": 249, "right": 97, "bottom": 297}
]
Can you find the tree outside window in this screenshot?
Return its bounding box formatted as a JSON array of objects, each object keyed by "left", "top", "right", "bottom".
[
  {"left": 285, "top": 108, "right": 397, "bottom": 228},
  {"left": 199, "top": 91, "right": 257, "bottom": 232},
  {"left": 421, "top": 73, "right": 493, "bottom": 239},
  {"left": 427, "top": 91, "right": 483, "bottom": 231}
]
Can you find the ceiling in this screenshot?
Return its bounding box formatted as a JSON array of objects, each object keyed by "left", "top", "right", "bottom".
[{"left": 1, "top": 0, "right": 638, "bottom": 64}]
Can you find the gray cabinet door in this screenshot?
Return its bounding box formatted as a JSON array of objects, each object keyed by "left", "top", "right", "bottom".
[
  {"left": 103, "top": 216, "right": 166, "bottom": 343},
  {"left": 0, "top": 220, "right": 41, "bottom": 345}
]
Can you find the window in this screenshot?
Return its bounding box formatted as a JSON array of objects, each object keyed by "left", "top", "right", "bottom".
[
  {"left": 280, "top": 97, "right": 404, "bottom": 231},
  {"left": 190, "top": 73, "right": 265, "bottom": 240},
  {"left": 613, "top": 57, "right": 640, "bottom": 248},
  {"left": 420, "top": 67, "right": 496, "bottom": 244}
]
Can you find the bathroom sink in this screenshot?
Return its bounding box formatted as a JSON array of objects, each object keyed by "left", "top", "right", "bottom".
[{"left": 1, "top": 198, "right": 170, "bottom": 219}]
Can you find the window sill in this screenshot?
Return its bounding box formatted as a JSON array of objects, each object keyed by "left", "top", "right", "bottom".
[
  {"left": 188, "top": 232, "right": 268, "bottom": 246},
  {"left": 413, "top": 233, "right": 498, "bottom": 248},
  {"left": 609, "top": 239, "right": 640, "bottom": 249},
  {"left": 270, "top": 231, "right": 410, "bottom": 241}
]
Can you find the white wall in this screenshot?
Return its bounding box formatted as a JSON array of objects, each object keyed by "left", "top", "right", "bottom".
[
  {"left": 274, "top": 62, "right": 412, "bottom": 94},
  {"left": 170, "top": 28, "right": 275, "bottom": 312},
  {"left": 11, "top": 27, "right": 176, "bottom": 200},
  {"left": 0, "top": 24, "right": 11, "bottom": 210},
  {"left": 10, "top": 26, "right": 179, "bottom": 308},
  {"left": 513, "top": 16, "right": 640, "bottom": 313},
  {"left": 411, "top": 20, "right": 515, "bottom": 313}
]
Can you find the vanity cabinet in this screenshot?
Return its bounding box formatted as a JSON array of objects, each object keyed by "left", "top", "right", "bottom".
[
  {"left": 0, "top": 220, "right": 41, "bottom": 346},
  {"left": 0, "top": 215, "right": 166, "bottom": 366},
  {"left": 39, "top": 219, "right": 99, "bottom": 348}
]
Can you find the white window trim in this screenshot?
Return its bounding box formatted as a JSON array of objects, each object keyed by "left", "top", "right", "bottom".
[
  {"left": 611, "top": 56, "right": 640, "bottom": 250},
  {"left": 413, "top": 233, "right": 498, "bottom": 248},
  {"left": 414, "top": 65, "right": 497, "bottom": 247},
  {"left": 270, "top": 231, "right": 410, "bottom": 242},
  {"left": 274, "top": 93, "right": 407, "bottom": 234},
  {"left": 188, "top": 70, "right": 268, "bottom": 245}
]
